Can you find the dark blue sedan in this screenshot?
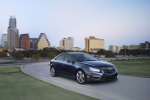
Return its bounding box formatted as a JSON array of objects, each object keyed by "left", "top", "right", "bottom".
[{"left": 50, "top": 52, "right": 118, "bottom": 84}]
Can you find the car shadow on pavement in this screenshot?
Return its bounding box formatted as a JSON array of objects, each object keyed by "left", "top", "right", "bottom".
[{"left": 52, "top": 74, "right": 119, "bottom": 85}]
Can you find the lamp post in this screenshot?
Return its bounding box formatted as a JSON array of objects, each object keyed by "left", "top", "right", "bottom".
[
  {"left": 125, "top": 48, "right": 126, "bottom": 58},
  {"left": 124, "top": 46, "right": 128, "bottom": 59}
]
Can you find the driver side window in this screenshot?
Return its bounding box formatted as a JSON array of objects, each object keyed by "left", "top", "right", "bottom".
[{"left": 64, "top": 54, "right": 73, "bottom": 62}]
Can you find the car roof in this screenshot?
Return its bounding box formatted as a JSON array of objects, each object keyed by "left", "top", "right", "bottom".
[{"left": 66, "top": 52, "right": 85, "bottom": 55}]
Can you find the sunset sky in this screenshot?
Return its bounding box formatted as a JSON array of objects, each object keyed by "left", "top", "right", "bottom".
[{"left": 0, "top": 0, "right": 150, "bottom": 49}]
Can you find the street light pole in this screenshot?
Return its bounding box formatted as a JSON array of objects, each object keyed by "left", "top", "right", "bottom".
[{"left": 125, "top": 48, "right": 126, "bottom": 58}]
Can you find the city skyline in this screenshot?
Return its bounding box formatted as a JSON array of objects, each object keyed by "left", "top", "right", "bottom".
[{"left": 0, "top": 0, "right": 150, "bottom": 49}]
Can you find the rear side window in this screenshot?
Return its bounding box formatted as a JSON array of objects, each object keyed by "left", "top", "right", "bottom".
[{"left": 55, "top": 54, "right": 65, "bottom": 61}]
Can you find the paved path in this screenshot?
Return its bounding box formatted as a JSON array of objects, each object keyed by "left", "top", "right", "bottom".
[{"left": 21, "top": 62, "right": 150, "bottom": 100}]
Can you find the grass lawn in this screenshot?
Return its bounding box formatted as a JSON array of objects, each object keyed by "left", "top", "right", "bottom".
[
  {"left": 110, "top": 59, "right": 150, "bottom": 78},
  {"left": 0, "top": 66, "right": 97, "bottom": 100}
]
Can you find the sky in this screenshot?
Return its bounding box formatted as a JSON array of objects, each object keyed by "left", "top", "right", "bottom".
[{"left": 0, "top": 0, "right": 150, "bottom": 50}]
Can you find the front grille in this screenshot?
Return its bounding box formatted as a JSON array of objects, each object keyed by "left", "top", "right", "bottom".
[
  {"left": 101, "top": 73, "right": 118, "bottom": 80},
  {"left": 102, "top": 67, "right": 116, "bottom": 74}
]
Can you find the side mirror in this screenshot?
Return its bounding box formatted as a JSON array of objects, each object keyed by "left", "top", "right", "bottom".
[
  {"left": 96, "top": 57, "right": 100, "bottom": 60},
  {"left": 94, "top": 56, "right": 100, "bottom": 60}
]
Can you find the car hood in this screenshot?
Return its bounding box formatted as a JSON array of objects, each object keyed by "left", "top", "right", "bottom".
[{"left": 80, "top": 60, "right": 115, "bottom": 68}]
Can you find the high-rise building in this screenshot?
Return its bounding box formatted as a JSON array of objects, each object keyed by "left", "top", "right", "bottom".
[
  {"left": 19, "top": 34, "right": 30, "bottom": 50},
  {"left": 37, "top": 33, "right": 50, "bottom": 50},
  {"left": 68, "top": 37, "right": 74, "bottom": 50},
  {"left": 9, "top": 16, "right": 16, "bottom": 28},
  {"left": 109, "top": 45, "right": 121, "bottom": 53},
  {"left": 30, "top": 38, "right": 38, "bottom": 50},
  {"left": 59, "top": 37, "right": 74, "bottom": 50},
  {"left": 85, "top": 36, "right": 104, "bottom": 53},
  {"left": 7, "top": 16, "right": 19, "bottom": 49},
  {"left": 1, "top": 31, "right": 7, "bottom": 47},
  {"left": 116, "top": 46, "right": 121, "bottom": 53}
]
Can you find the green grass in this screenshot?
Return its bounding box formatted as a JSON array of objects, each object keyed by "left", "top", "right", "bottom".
[
  {"left": 110, "top": 59, "right": 150, "bottom": 78},
  {"left": 0, "top": 66, "right": 97, "bottom": 100}
]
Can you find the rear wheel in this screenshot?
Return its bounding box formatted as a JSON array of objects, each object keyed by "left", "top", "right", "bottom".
[
  {"left": 76, "top": 70, "right": 86, "bottom": 84},
  {"left": 50, "top": 67, "right": 57, "bottom": 77}
]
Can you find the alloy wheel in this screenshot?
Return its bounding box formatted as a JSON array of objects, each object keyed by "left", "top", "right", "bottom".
[
  {"left": 50, "top": 67, "right": 56, "bottom": 77},
  {"left": 76, "top": 70, "right": 86, "bottom": 84}
]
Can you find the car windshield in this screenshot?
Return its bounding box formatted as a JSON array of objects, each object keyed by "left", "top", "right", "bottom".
[{"left": 71, "top": 53, "right": 98, "bottom": 62}]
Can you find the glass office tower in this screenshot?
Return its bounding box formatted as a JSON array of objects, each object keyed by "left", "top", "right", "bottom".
[{"left": 9, "top": 16, "right": 16, "bottom": 28}]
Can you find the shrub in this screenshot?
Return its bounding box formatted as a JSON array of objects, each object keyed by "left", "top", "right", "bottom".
[
  {"left": 32, "top": 54, "right": 40, "bottom": 60},
  {"left": 12, "top": 52, "right": 24, "bottom": 60}
]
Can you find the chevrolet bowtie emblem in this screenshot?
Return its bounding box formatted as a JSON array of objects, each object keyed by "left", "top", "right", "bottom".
[{"left": 108, "top": 67, "right": 113, "bottom": 70}]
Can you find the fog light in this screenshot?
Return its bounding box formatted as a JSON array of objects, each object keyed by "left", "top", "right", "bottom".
[
  {"left": 92, "top": 75, "right": 101, "bottom": 78},
  {"left": 91, "top": 75, "right": 101, "bottom": 80}
]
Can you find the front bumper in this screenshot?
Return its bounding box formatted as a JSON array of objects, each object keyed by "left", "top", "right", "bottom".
[{"left": 86, "top": 72, "right": 118, "bottom": 82}]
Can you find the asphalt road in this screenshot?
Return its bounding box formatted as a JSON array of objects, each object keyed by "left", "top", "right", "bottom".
[
  {"left": 21, "top": 62, "right": 150, "bottom": 100},
  {"left": 0, "top": 60, "right": 44, "bottom": 66}
]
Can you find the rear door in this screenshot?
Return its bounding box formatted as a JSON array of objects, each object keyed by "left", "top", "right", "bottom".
[
  {"left": 64, "top": 54, "right": 76, "bottom": 77},
  {"left": 54, "top": 53, "right": 65, "bottom": 74}
]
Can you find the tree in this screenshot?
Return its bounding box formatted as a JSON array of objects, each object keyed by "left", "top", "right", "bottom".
[
  {"left": 32, "top": 54, "right": 40, "bottom": 60},
  {"left": 0, "top": 52, "right": 6, "bottom": 58},
  {"left": 48, "top": 52, "right": 57, "bottom": 59},
  {"left": 0, "top": 51, "right": 7, "bottom": 58},
  {"left": 119, "top": 49, "right": 130, "bottom": 56},
  {"left": 12, "top": 51, "right": 24, "bottom": 60},
  {"left": 105, "top": 50, "right": 114, "bottom": 57},
  {"left": 40, "top": 51, "right": 48, "bottom": 58},
  {"left": 96, "top": 49, "right": 106, "bottom": 55}
]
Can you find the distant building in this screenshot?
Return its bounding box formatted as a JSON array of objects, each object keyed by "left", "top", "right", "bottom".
[
  {"left": 7, "top": 16, "right": 19, "bottom": 49},
  {"left": 68, "top": 37, "right": 74, "bottom": 50},
  {"left": 72, "top": 47, "right": 81, "bottom": 51},
  {"left": 1, "top": 31, "right": 7, "bottom": 47},
  {"left": 19, "top": 34, "right": 30, "bottom": 50},
  {"left": 85, "top": 36, "right": 104, "bottom": 53},
  {"left": 109, "top": 45, "right": 121, "bottom": 53},
  {"left": 122, "top": 45, "right": 140, "bottom": 50},
  {"left": 7, "top": 28, "right": 19, "bottom": 49},
  {"left": 60, "top": 38, "right": 69, "bottom": 50},
  {"left": 9, "top": 16, "right": 16, "bottom": 28},
  {"left": 37, "top": 33, "right": 50, "bottom": 50},
  {"left": 59, "top": 37, "right": 74, "bottom": 50},
  {"left": 140, "top": 41, "right": 150, "bottom": 50},
  {"left": 116, "top": 46, "right": 121, "bottom": 53},
  {"left": 30, "top": 38, "right": 38, "bottom": 50},
  {"left": 119, "top": 41, "right": 150, "bottom": 51},
  {"left": 0, "top": 47, "right": 13, "bottom": 52},
  {"left": 14, "top": 48, "right": 25, "bottom": 51},
  {"left": 56, "top": 47, "right": 61, "bottom": 50}
]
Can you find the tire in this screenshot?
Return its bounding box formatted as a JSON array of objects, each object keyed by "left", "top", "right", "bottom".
[
  {"left": 76, "top": 70, "right": 86, "bottom": 84},
  {"left": 50, "top": 67, "right": 57, "bottom": 77}
]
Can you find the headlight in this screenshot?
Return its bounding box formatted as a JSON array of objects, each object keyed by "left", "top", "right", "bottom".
[
  {"left": 114, "top": 67, "right": 118, "bottom": 72},
  {"left": 112, "top": 65, "right": 117, "bottom": 72},
  {"left": 89, "top": 67, "right": 100, "bottom": 72}
]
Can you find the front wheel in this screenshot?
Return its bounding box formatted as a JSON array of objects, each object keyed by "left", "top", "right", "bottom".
[
  {"left": 50, "top": 67, "right": 57, "bottom": 77},
  {"left": 76, "top": 70, "right": 86, "bottom": 84}
]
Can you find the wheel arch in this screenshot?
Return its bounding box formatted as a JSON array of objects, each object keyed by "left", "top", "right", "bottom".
[{"left": 75, "top": 68, "right": 87, "bottom": 79}]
